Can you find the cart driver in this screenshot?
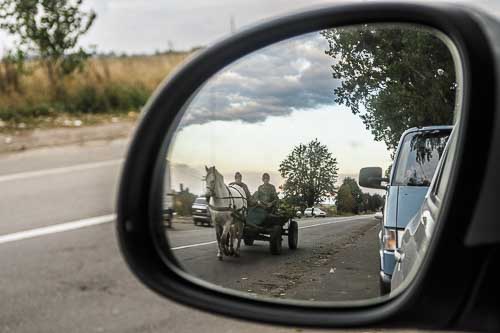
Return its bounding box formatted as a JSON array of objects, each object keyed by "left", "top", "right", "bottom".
[
  {"left": 229, "top": 172, "right": 252, "bottom": 203},
  {"left": 253, "top": 173, "right": 278, "bottom": 212}
]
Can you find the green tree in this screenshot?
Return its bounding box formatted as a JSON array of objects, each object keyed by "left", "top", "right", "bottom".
[
  {"left": 385, "top": 163, "right": 393, "bottom": 179},
  {"left": 279, "top": 139, "right": 339, "bottom": 209},
  {"left": 336, "top": 177, "right": 364, "bottom": 214},
  {"left": 321, "top": 25, "right": 456, "bottom": 152},
  {"left": 344, "top": 177, "right": 364, "bottom": 213},
  {"left": 370, "top": 193, "right": 385, "bottom": 211},
  {"left": 362, "top": 193, "right": 371, "bottom": 212},
  {"left": 174, "top": 185, "right": 197, "bottom": 216},
  {"left": 336, "top": 183, "right": 355, "bottom": 214},
  {"left": 0, "top": 0, "right": 97, "bottom": 96}
]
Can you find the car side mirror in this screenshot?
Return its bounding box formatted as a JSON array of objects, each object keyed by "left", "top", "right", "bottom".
[
  {"left": 115, "top": 1, "right": 496, "bottom": 330},
  {"left": 359, "top": 167, "right": 389, "bottom": 189}
]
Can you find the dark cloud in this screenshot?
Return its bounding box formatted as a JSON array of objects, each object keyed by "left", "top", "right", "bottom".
[{"left": 179, "top": 31, "right": 340, "bottom": 127}]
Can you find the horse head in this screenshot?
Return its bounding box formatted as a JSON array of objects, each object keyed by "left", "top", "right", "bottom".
[{"left": 204, "top": 166, "right": 219, "bottom": 199}]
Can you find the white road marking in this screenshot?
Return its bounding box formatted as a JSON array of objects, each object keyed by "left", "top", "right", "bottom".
[
  {"left": 0, "top": 214, "right": 371, "bottom": 247},
  {"left": 0, "top": 214, "right": 116, "bottom": 245},
  {"left": 298, "top": 216, "right": 366, "bottom": 229},
  {"left": 171, "top": 215, "right": 371, "bottom": 251},
  {"left": 0, "top": 159, "right": 123, "bottom": 183},
  {"left": 172, "top": 241, "right": 217, "bottom": 250}
]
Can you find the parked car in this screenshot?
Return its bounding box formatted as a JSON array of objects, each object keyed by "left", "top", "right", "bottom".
[
  {"left": 191, "top": 197, "right": 211, "bottom": 226},
  {"left": 359, "top": 125, "right": 452, "bottom": 295},
  {"left": 303, "top": 207, "right": 327, "bottom": 218}
]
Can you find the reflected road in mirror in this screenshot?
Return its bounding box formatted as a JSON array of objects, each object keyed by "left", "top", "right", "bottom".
[
  {"left": 161, "top": 23, "right": 461, "bottom": 303},
  {"left": 169, "top": 215, "right": 379, "bottom": 301}
]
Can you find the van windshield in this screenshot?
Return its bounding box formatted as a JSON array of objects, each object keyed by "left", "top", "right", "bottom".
[
  {"left": 194, "top": 197, "right": 207, "bottom": 204},
  {"left": 393, "top": 130, "right": 450, "bottom": 186}
]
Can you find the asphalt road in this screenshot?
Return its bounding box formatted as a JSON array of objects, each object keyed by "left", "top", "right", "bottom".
[
  {"left": 169, "top": 215, "right": 380, "bottom": 302},
  {"left": 0, "top": 139, "right": 414, "bottom": 333}
]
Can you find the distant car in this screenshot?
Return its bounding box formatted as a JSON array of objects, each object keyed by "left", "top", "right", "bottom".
[
  {"left": 192, "top": 197, "right": 212, "bottom": 226},
  {"left": 304, "top": 207, "right": 326, "bottom": 218},
  {"left": 296, "top": 210, "right": 302, "bottom": 218},
  {"left": 374, "top": 211, "right": 383, "bottom": 220}
]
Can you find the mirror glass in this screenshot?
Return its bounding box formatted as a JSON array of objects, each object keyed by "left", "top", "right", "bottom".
[{"left": 161, "top": 23, "right": 461, "bottom": 303}]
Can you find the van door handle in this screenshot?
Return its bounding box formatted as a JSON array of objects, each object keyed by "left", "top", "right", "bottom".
[
  {"left": 395, "top": 249, "right": 405, "bottom": 263},
  {"left": 421, "top": 216, "right": 427, "bottom": 226}
]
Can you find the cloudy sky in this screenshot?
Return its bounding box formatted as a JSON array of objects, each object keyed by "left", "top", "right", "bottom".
[
  {"left": 167, "top": 31, "right": 392, "bottom": 195},
  {"left": 0, "top": 0, "right": 394, "bottom": 195},
  {"left": 0, "top": 0, "right": 337, "bottom": 56}
]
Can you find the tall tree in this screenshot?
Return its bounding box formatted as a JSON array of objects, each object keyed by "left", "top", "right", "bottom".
[
  {"left": 279, "top": 139, "right": 339, "bottom": 209},
  {"left": 321, "top": 25, "right": 456, "bottom": 152},
  {"left": 336, "top": 184, "right": 355, "bottom": 214},
  {"left": 342, "top": 177, "right": 364, "bottom": 213},
  {"left": 370, "top": 193, "right": 385, "bottom": 211},
  {"left": 0, "top": 0, "right": 96, "bottom": 96}
]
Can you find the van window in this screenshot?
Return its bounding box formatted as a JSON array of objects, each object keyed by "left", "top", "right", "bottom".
[
  {"left": 393, "top": 131, "right": 450, "bottom": 187},
  {"left": 195, "top": 197, "right": 207, "bottom": 204}
]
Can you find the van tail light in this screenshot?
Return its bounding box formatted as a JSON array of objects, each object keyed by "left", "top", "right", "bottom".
[{"left": 383, "top": 228, "right": 397, "bottom": 251}]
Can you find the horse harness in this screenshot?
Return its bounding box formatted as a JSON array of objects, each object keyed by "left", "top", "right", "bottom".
[{"left": 208, "top": 184, "right": 248, "bottom": 220}]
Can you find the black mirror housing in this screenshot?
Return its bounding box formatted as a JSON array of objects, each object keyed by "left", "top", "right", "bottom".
[
  {"left": 359, "top": 167, "right": 389, "bottom": 189},
  {"left": 116, "top": 1, "right": 498, "bottom": 330}
]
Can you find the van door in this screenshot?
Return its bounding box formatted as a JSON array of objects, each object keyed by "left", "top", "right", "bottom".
[{"left": 396, "top": 187, "right": 428, "bottom": 229}]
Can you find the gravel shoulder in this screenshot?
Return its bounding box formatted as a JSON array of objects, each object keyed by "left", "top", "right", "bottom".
[{"left": 0, "top": 121, "right": 136, "bottom": 154}]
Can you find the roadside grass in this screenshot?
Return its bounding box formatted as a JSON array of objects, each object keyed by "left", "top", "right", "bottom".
[{"left": 0, "top": 52, "right": 189, "bottom": 132}]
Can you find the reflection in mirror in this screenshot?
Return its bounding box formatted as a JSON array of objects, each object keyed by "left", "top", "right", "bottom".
[{"left": 161, "top": 24, "right": 461, "bottom": 303}]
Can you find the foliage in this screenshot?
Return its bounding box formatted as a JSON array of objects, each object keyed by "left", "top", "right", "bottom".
[
  {"left": 336, "top": 185, "right": 355, "bottom": 214},
  {"left": 385, "top": 163, "right": 392, "bottom": 179},
  {"left": 0, "top": 49, "right": 27, "bottom": 93},
  {"left": 367, "top": 193, "right": 385, "bottom": 212},
  {"left": 336, "top": 177, "right": 363, "bottom": 214},
  {"left": 279, "top": 139, "right": 339, "bottom": 209},
  {"left": 0, "top": 0, "right": 97, "bottom": 95},
  {"left": 174, "top": 187, "right": 197, "bottom": 217},
  {"left": 321, "top": 25, "right": 456, "bottom": 153},
  {"left": 0, "top": 53, "right": 189, "bottom": 129},
  {"left": 276, "top": 200, "right": 299, "bottom": 219}
]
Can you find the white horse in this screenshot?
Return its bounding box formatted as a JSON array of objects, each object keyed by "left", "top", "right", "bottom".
[{"left": 204, "top": 166, "right": 248, "bottom": 260}]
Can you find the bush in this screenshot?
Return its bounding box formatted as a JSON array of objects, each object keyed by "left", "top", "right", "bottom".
[
  {"left": 0, "top": 53, "right": 189, "bottom": 127},
  {"left": 66, "top": 83, "right": 150, "bottom": 114},
  {"left": 0, "top": 103, "right": 54, "bottom": 122}
]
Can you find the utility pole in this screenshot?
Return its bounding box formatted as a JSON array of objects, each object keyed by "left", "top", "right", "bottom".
[{"left": 230, "top": 15, "right": 236, "bottom": 34}]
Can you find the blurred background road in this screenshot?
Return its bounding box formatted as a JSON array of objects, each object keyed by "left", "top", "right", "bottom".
[{"left": 0, "top": 139, "right": 413, "bottom": 333}]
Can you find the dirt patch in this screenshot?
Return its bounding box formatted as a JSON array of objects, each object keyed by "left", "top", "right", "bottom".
[{"left": 241, "top": 220, "right": 380, "bottom": 301}]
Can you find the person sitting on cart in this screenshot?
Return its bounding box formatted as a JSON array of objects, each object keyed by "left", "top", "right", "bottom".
[
  {"left": 253, "top": 173, "right": 278, "bottom": 213},
  {"left": 229, "top": 171, "right": 252, "bottom": 203},
  {"left": 246, "top": 173, "right": 278, "bottom": 227}
]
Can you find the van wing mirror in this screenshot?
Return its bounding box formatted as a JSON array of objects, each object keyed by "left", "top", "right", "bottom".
[{"left": 359, "top": 167, "right": 389, "bottom": 189}]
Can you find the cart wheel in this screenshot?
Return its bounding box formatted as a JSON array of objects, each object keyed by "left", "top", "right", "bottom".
[
  {"left": 270, "top": 225, "right": 282, "bottom": 255},
  {"left": 244, "top": 238, "right": 254, "bottom": 246},
  {"left": 288, "top": 220, "right": 298, "bottom": 250}
]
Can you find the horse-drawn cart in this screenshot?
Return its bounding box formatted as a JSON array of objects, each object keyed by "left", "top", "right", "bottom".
[{"left": 242, "top": 207, "right": 299, "bottom": 255}]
